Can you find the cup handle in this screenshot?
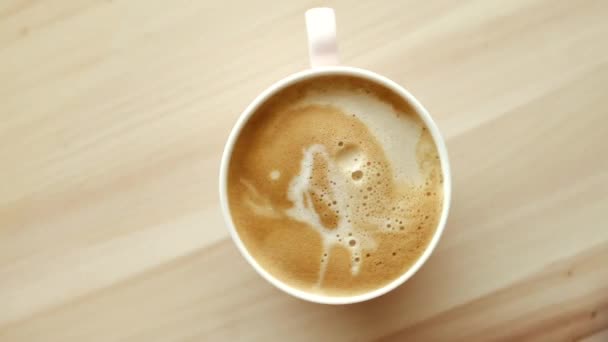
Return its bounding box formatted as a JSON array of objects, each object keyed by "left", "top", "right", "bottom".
[{"left": 305, "top": 8, "right": 339, "bottom": 68}]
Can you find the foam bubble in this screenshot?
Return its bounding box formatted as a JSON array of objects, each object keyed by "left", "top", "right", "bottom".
[{"left": 270, "top": 170, "right": 281, "bottom": 180}]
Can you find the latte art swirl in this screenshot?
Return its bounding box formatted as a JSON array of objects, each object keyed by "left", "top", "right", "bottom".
[{"left": 228, "top": 76, "right": 443, "bottom": 296}]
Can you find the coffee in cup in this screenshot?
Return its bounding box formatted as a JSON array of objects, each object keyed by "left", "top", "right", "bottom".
[{"left": 227, "top": 75, "right": 443, "bottom": 296}]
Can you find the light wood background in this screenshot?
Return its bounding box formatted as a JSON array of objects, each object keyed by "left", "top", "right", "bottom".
[{"left": 1, "top": 0, "right": 607, "bottom": 341}]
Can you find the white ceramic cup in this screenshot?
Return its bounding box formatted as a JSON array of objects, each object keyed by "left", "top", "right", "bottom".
[{"left": 219, "top": 8, "right": 451, "bottom": 304}]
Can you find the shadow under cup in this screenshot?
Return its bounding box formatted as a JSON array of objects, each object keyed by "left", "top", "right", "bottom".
[{"left": 219, "top": 67, "right": 451, "bottom": 304}]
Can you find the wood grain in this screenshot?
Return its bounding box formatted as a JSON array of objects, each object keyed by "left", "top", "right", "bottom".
[{"left": 1, "top": 0, "right": 607, "bottom": 341}]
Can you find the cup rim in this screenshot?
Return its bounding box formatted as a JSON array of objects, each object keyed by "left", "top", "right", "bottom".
[{"left": 219, "top": 66, "right": 452, "bottom": 304}]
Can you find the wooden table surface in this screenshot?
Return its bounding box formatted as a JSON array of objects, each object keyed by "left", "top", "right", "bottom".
[{"left": 1, "top": 0, "right": 608, "bottom": 341}]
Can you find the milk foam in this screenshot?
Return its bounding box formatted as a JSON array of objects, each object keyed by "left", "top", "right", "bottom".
[
  {"left": 298, "top": 90, "right": 423, "bottom": 184},
  {"left": 285, "top": 144, "right": 376, "bottom": 285},
  {"left": 241, "top": 179, "right": 281, "bottom": 219},
  {"left": 281, "top": 90, "right": 424, "bottom": 285}
]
